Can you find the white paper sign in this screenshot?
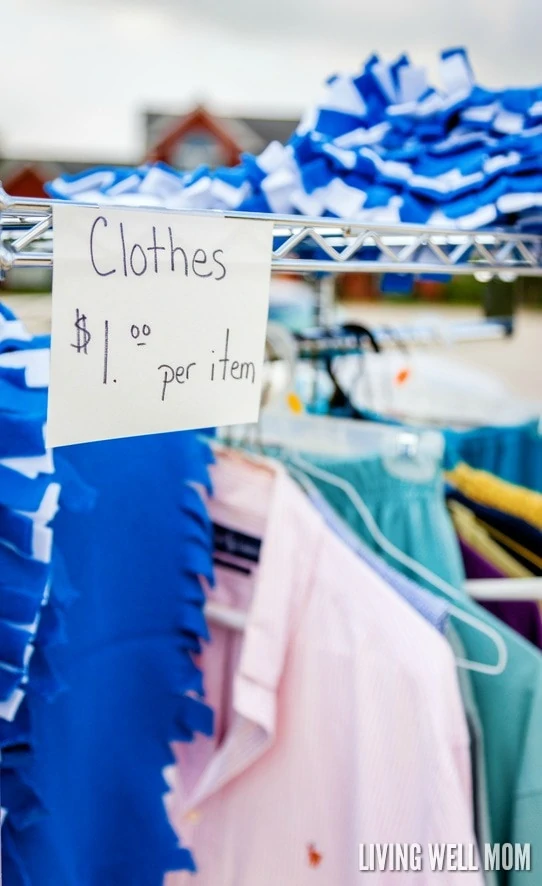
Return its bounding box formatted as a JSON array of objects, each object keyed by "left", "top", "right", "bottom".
[{"left": 47, "top": 204, "right": 273, "bottom": 447}]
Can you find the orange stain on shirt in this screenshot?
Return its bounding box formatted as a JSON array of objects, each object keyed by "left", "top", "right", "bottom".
[
  {"left": 307, "top": 844, "right": 323, "bottom": 867},
  {"left": 395, "top": 367, "right": 411, "bottom": 385}
]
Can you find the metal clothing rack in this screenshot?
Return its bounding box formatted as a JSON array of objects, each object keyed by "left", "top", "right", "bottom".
[
  {"left": 1, "top": 186, "right": 542, "bottom": 278},
  {"left": 1, "top": 186, "right": 541, "bottom": 601}
]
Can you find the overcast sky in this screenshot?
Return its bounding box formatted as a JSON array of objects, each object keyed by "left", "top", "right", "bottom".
[{"left": 4, "top": 0, "right": 542, "bottom": 161}]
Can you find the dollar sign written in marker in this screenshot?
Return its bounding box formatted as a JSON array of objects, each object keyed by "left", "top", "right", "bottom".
[{"left": 71, "top": 309, "right": 91, "bottom": 354}]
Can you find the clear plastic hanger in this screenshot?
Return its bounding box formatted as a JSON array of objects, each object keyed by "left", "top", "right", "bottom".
[
  {"left": 286, "top": 452, "right": 508, "bottom": 676},
  {"left": 259, "top": 409, "right": 444, "bottom": 483}
]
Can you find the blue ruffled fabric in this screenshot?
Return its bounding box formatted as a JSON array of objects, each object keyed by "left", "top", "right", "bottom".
[
  {"left": 0, "top": 307, "right": 67, "bottom": 885},
  {"left": 46, "top": 47, "right": 542, "bottom": 233},
  {"left": 10, "top": 432, "right": 214, "bottom": 885},
  {"left": 1, "top": 305, "right": 215, "bottom": 883}
]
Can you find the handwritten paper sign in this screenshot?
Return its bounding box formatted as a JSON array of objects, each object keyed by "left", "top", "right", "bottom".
[{"left": 47, "top": 204, "right": 273, "bottom": 447}]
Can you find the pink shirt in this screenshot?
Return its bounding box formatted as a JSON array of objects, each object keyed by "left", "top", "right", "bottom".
[{"left": 164, "top": 454, "right": 483, "bottom": 884}]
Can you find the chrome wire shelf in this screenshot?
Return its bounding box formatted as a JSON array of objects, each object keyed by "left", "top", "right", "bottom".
[{"left": 1, "top": 186, "right": 542, "bottom": 278}]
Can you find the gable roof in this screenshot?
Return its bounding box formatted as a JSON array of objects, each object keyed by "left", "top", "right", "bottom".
[
  {"left": 146, "top": 105, "right": 246, "bottom": 163},
  {"left": 144, "top": 107, "right": 298, "bottom": 158}
]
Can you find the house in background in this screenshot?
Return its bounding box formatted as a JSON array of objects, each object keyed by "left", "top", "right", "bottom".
[{"left": 144, "top": 105, "right": 297, "bottom": 169}]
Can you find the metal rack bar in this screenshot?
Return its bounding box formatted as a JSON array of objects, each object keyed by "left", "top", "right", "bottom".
[
  {"left": 294, "top": 318, "right": 512, "bottom": 358},
  {"left": 1, "top": 186, "right": 542, "bottom": 278},
  {"left": 466, "top": 578, "right": 542, "bottom": 601}
]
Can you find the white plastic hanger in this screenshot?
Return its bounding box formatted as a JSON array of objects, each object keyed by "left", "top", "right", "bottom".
[{"left": 286, "top": 452, "right": 508, "bottom": 676}]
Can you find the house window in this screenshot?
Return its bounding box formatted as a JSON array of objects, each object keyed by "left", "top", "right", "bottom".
[{"left": 172, "top": 131, "right": 224, "bottom": 170}]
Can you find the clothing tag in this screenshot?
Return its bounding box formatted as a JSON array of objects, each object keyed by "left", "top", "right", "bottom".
[
  {"left": 47, "top": 204, "right": 273, "bottom": 447},
  {"left": 213, "top": 523, "right": 262, "bottom": 563}
]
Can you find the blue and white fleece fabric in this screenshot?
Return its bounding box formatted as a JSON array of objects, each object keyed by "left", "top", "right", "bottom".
[
  {"left": 0, "top": 303, "right": 216, "bottom": 884},
  {"left": 0, "top": 303, "right": 65, "bottom": 881},
  {"left": 46, "top": 47, "right": 542, "bottom": 231}
]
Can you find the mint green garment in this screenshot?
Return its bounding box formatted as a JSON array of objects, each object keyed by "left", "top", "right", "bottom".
[
  {"left": 447, "top": 625, "right": 497, "bottom": 886},
  {"left": 294, "top": 452, "right": 542, "bottom": 885},
  {"left": 444, "top": 596, "right": 542, "bottom": 886},
  {"left": 297, "top": 453, "right": 465, "bottom": 589}
]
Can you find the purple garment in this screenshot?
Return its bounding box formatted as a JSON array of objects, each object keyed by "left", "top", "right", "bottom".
[{"left": 459, "top": 537, "right": 542, "bottom": 651}]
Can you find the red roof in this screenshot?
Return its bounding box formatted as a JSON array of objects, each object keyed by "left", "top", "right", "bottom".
[{"left": 146, "top": 105, "right": 243, "bottom": 166}]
